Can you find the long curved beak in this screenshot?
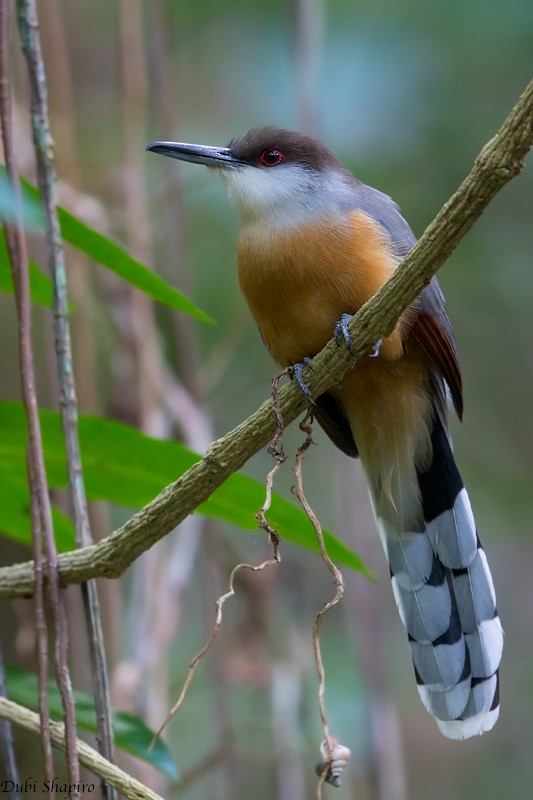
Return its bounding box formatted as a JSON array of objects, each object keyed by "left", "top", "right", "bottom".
[{"left": 145, "top": 140, "right": 243, "bottom": 168}]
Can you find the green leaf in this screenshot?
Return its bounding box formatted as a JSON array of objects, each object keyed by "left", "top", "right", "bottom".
[
  {"left": 0, "top": 171, "right": 43, "bottom": 229},
  {"left": 0, "top": 166, "right": 211, "bottom": 321},
  {"left": 0, "top": 234, "right": 54, "bottom": 308},
  {"left": 0, "top": 471, "right": 74, "bottom": 551},
  {"left": 0, "top": 169, "right": 52, "bottom": 307},
  {"left": 20, "top": 174, "right": 211, "bottom": 322},
  {"left": 0, "top": 402, "right": 370, "bottom": 575},
  {"left": 4, "top": 666, "right": 179, "bottom": 780},
  {"left": 0, "top": 457, "right": 74, "bottom": 550},
  {"left": 57, "top": 206, "right": 212, "bottom": 323}
]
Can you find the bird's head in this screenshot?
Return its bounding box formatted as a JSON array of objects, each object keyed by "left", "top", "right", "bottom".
[{"left": 146, "top": 127, "right": 356, "bottom": 227}]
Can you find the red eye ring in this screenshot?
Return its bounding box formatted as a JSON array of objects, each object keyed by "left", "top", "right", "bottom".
[{"left": 259, "top": 148, "right": 285, "bottom": 167}]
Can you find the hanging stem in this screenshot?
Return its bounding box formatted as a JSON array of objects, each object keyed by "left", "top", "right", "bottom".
[
  {"left": 0, "top": 0, "right": 57, "bottom": 785},
  {"left": 15, "top": 2, "right": 116, "bottom": 796}
]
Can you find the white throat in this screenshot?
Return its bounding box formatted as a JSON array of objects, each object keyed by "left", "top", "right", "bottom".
[{"left": 216, "top": 164, "right": 357, "bottom": 230}]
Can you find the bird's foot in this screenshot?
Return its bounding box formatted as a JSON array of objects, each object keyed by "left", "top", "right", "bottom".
[
  {"left": 334, "top": 313, "right": 382, "bottom": 358},
  {"left": 290, "top": 357, "right": 315, "bottom": 405},
  {"left": 334, "top": 313, "right": 354, "bottom": 353}
]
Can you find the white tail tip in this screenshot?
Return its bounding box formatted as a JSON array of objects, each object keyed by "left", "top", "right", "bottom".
[{"left": 436, "top": 707, "right": 500, "bottom": 740}]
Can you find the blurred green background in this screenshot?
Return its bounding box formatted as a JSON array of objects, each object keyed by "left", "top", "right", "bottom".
[{"left": 1, "top": 1, "right": 532, "bottom": 798}]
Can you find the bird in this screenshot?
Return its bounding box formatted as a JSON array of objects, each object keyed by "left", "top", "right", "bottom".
[{"left": 146, "top": 127, "right": 503, "bottom": 740}]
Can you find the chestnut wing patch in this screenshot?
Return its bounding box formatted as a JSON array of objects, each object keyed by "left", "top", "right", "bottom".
[{"left": 412, "top": 312, "right": 463, "bottom": 420}]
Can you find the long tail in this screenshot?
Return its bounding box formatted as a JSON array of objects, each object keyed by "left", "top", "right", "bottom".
[{"left": 364, "top": 406, "right": 503, "bottom": 740}]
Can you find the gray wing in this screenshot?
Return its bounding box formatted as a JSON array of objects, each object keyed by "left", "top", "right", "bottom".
[
  {"left": 352, "top": 182, "right": 417, "bottom": 257},
  {"left": 353, "top": 183, "right": 463, "bottom": 418}
]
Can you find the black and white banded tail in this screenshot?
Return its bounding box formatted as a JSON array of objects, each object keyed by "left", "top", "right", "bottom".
[{"left": 372, "top": 412, "right": 503, "bottom": 740}]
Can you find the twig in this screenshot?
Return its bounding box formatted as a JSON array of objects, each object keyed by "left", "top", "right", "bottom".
[
  {"left": 27, "top": 456, "right": 54, "bottom": 782},
  {"left": 151, "top": 375, "right": 289, "bottom": 745},
  {"left": 255, "top": 369, "right": 291, "bottom": 556},
  {"left": 0, "top": 698, "right": 166, "bottom": 800},
  {"left": 0, "top": 78, "right": 532, "bottom": 600},
  {"left": 0, "top": 0, "right": 55, "bottom": 784},
  {"left": 292, "top": 421, "right": 345, "bottom": 798},
  {"left": 13, "top": 1, "right": 82, "bottom": 792},
  {"left": 16, "top": 0, "right": 116, "bottom": 792},
  {"left": 150, "top": 555, "right": 280, "bottom": 746}
]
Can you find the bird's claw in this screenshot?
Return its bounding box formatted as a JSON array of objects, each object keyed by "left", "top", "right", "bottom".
[
  {"left": 368, "top": 337, "right": 382, "bottom": 358},
  {"left": 291, "top": 357, "right": 315, "bottom": 405},
  {"left": 334, "top": 313, "right": 354, "bottom": 353},
  {"left": 334, "top": 314, "right": 382, "bottom": 359}
]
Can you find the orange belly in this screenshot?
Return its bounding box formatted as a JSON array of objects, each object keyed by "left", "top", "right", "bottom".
[
  {"left": 237, "top": 209, "right": 406, "bottom": 366},
  {"left": 237, "top": 208, "right": 434, "bottom": 480}
]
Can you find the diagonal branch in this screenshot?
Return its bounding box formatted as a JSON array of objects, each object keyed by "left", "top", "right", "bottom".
[
  {"left": 0, "top": 78, "right": 531, "bottom": 601},
  {"left": 0, "top": 698, "right": 165, "bottom": 800}
]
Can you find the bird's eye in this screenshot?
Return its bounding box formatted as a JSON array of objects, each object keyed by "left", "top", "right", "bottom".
[{"left": 259, "top": 148, "right": 285, "bottom": 167}]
